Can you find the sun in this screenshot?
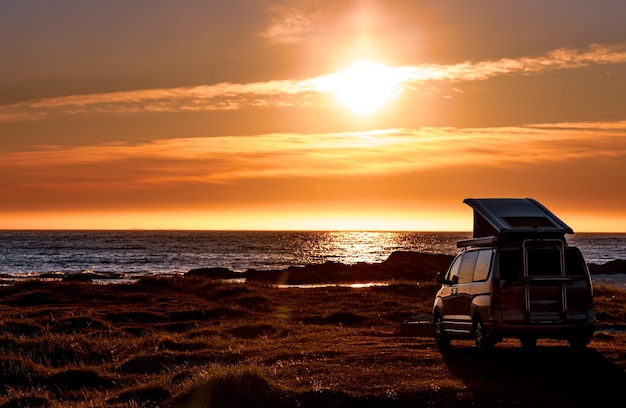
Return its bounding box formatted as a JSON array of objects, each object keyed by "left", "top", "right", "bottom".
[
  {"left": 312, "top": 61, "right": 406, "bottom": 115},
  {"left": 333, "top": 61, "right": 404, "bottom": 114}
]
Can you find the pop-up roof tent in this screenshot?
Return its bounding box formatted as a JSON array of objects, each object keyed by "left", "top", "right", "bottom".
[{"left": 459, "top": 198, "right": 573, "bottom": 247}]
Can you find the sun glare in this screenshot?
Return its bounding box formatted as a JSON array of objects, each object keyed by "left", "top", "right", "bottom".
[{"left": 313, "top": 61, "right": 406, "bottom": 115}]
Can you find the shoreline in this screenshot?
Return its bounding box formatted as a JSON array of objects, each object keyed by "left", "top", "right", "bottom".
[{"left": 1, "top": 251, "right": 625, "bottom": 287}]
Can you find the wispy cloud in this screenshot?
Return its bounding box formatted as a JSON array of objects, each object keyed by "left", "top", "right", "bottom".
[
  {"left": 1, "top": 43, "right": 625, "bottom": 123},
  {"left": 261, "top": 0, "right": 328, "bottom": 44}
]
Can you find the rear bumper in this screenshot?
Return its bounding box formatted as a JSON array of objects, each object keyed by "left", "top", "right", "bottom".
[{"left": 486, "top": 320, "right": 595, "bottom": 339}]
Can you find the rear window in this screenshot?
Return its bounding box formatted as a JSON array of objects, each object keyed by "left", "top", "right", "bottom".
[
  {"left": 498, "top": 246, "right": 587, "bottom": 279},
  {"left": 527, "top": 247, "right": 561, "bottom": 276}
]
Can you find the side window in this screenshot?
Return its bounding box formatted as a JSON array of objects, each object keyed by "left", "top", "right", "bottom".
[
  {"left": 472, "top": 249, "right": 493, "bottom": 281},
  {"left": 564, "top": 247, "right": 586, "bottom": 276},
  {"left": 458, "top": 251, "right": 478, "bottom": 284},
  {"left": 446, "top": 254, "right": 463, "bottom": 283}
]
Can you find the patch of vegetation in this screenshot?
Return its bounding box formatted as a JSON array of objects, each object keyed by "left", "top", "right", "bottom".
[{"left": 0, "top": 260, "right": 623, "bottom": 407}]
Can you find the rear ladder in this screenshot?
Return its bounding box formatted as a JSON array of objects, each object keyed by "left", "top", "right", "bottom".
[{"left": 522, "top": 239, "right": 568, "bottom": 323}]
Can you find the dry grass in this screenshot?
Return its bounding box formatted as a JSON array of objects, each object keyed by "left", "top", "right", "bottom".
[{"left": 0, "top": 255, "right": 624, "bottom": 407}]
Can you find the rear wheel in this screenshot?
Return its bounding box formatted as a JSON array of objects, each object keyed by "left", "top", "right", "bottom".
[
  {"left": 474, "top": 317, "right": 495, "bottom": 350},
  {"left": 434, "top": 312, "right": 451, "bottom": 349}
]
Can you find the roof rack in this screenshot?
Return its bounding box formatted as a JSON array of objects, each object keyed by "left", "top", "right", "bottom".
[{"left": 457, "top": 236, "right": 497, "bottom": 248}]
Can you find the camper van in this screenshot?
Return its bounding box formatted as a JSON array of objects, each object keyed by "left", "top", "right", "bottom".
[{"left": 433, "top": 198, "right": 595, "bottom": 349}]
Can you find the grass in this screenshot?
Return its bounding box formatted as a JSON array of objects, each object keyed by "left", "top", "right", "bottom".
[{"left": 0, "top": 253, "right": 624, "bottom": 407}]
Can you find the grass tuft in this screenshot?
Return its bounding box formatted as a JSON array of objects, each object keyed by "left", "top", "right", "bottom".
[{"left": 173, "top": 366, "right": 285, "bottom": 408}]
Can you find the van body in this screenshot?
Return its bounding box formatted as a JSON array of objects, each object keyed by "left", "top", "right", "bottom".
[{"left": 432, "top": 198, "right": 595, "bottom": 349}]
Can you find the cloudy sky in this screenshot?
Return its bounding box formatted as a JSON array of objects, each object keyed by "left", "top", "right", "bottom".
[{"left": 1, "top": 0, "right": 625, "bottom": 231}]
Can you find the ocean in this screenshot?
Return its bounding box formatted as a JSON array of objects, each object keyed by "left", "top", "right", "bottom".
[{"left": 0, "top": 231, "right": 624, "bottom": 284}]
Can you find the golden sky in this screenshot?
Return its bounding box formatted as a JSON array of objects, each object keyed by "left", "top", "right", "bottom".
[{"left": 1, "top": 1, "right": 626, "bottom": 231}]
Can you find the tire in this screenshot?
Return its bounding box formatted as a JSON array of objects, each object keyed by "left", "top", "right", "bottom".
[
  {"left": 434, "top": 312, "right": 451, "bottom": 349},
  {"left": 474, "top": 317, "right": 494, "bottom": 350},
  {"left": 519, "top": 336, "right": 537, "bottom": 348}
]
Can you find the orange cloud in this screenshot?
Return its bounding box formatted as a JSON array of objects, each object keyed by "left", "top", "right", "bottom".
[
  {"left": 2, "top": 121, "right": 626, "bottom": 230},
  {"left": 2, "top": 121, "right": 625, "bottom": 190}
]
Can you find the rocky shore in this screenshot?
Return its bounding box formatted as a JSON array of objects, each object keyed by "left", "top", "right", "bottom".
[
  {"left": 186, "top": 251, "right": 455, "bottom": 284},
  {"left": 3, "top": 251, "right": 624, "bottom": 287}
]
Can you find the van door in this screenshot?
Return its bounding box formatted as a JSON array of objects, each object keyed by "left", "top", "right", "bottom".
[
  {"left": 438, "top": 254, "right": 462, "bottom": 333},
  {"left": 448, "top": 250, "right": 478, "bottom": 335},
  {"left": 498, "top": 249, "right": 528, "bottom": 323}
]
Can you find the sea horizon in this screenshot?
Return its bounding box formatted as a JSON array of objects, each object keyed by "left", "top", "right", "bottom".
[{"left": 1, "top": 230, "right": 625, "bottom": 283}]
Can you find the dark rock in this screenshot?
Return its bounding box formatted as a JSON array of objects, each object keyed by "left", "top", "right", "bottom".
[
  {"left": 62, "top": 271, "right": 113, "bottom": 282},
  {"left": 587, "top": 259, "right": 626, "bottom": 275},
  {"left": 185, "top": 267, "right": 240, "bottom": 279},
  {"left": 382, "top": 251, "right": 454, "bottom": 276},
  {"left": 188, "top": 251, "right": 454, "bottom": 285}
]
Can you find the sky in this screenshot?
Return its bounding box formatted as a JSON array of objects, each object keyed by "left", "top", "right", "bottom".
[{"left": 1, "top": 0, "right": 626, "bottom": 232}]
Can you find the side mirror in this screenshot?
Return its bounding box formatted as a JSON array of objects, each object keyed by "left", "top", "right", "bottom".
[
  {"left": 436, "top": 272, "right": 457, "bottom": 285},
  {"left": 436, "top": 272, "right": 447, "bottom": 284}
]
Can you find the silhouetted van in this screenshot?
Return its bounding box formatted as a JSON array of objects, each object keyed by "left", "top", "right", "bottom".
[{"left": 433, "top": 198, "right": 595, "bottom": 349}]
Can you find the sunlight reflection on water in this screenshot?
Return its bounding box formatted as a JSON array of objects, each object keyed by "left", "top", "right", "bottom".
[{"left": 300, "top": 231, "right": 465, "bottom": 266}]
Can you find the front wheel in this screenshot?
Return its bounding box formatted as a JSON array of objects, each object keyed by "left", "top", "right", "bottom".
[
  {"left": 434, "top": 313, "right": 451, "bottom": 349},
  {"left": 474, "top": 318, "right": 495, "bottom": 350}
]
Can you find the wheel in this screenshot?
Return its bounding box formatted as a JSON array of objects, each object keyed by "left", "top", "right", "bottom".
[
  {"left": 474, "top": 317, "right": 494, "bottom": 350},
  {"left": 519, "top": 336, "right": 537, "bottom": 348},
  {"left": 434, "top": 312, "right": 451, "bottom": 349}
]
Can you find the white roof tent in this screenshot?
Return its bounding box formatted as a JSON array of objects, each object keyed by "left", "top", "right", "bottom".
[{"left": 458, "top": 198, "right": 574, "bottom": 248}]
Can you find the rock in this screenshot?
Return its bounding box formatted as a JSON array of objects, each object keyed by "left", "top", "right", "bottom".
[
  {"left": 185, "top": 267, "right": 239, "bottom": 279},
  {"left": 587, "top": 259, "right": 626, "bottom": 275},
  {"left": 188, "top": 251, "right": 455, "bottom": 284}
]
